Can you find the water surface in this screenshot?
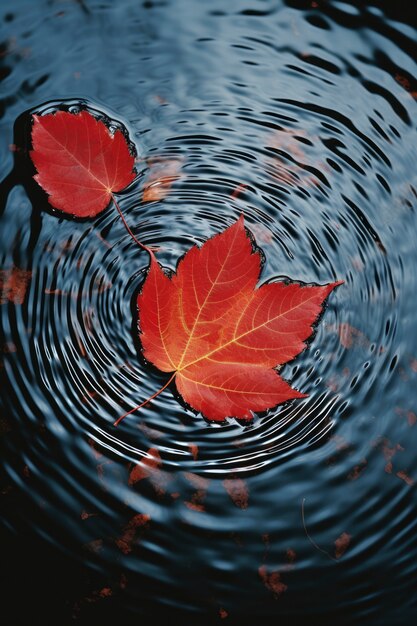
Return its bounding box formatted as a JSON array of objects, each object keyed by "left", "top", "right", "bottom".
[{"left": 1, "top": 1, "right": 417, "bottom": 624}]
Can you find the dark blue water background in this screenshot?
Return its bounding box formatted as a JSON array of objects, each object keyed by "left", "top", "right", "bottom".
[{"left": 1, "top": 1, "right": 417, "bottom": 624}]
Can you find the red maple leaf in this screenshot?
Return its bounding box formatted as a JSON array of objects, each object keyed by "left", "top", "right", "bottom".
[
  {"left": 115, "top": 217, "right": 341, "bottom": 425},
  {"left": 30, "top": 110, "right": 136, "bottom": 218}
]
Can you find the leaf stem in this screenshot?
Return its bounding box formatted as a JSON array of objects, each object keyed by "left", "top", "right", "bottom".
[
  {"left": 301, "top": 498, "right": 338, "bottom": 562},
  {"left": 114, "top": 372, "right": 177, "bottom": 427},
  {"left": 111, "top": 192, "right": 155, "bottom": 255}
]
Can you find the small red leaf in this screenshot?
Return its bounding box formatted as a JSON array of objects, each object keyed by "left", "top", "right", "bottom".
[
  {"left": 116, "top": 513, "right": 150, "bottom": 555},
  {"left": 30, "top": 110, "right": 135, "bottom": 217},
  {"left": 184, "top": 490, "right": 207, "bottom": 512},
  {"left": 0, "top": 267, "right": 32, "bottom": 305},
  {"left": 142, "top": 158, "right": 182, "bottom": 202},
  {"left": 223, "top": 478, "right": 249, "bottom": 509},
  {"left": 258, "top": 565, "right": 288, "bottom": 598},
  {"left": 183, "top": 473, "right": 210, "bottom": 512},
  {"left": 128, "top": 448, "right": 170, "bottom": 495},
  {"left": 395, "top": 407, "right": 417, "bottom": 427},
  {"left": 84, "top": 587, "right": 113, "bottom": 603},
  {"left": 396, "top": 470, "right": 414, "bottom": 486},
  {"left": 188, "top": 444, "right": 199, "bottom": 460},
  {"left": 334, "top": 532, "right": 352, "bottom": 559},
  {"left": 265, "top": 128, "right": 326, "bottom": 187},
  {"left": 347, "top": 459, "right": 367, "bottom": 481},
  {"left": 331, "top": 323, "right": 369, "bottom": 350},
  {"left": 123, "top": 217, "right": 342, "bottom": 424},
  {"left": 128, "top": 448, "right": 161, "bottom": 485}
]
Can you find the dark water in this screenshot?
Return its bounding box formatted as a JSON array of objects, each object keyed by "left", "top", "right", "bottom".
[{"left": 1, "top": 1, "right": 417, "bottom": 624}]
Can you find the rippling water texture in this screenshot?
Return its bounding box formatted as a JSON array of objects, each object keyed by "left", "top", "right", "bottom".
[{"left": 1, "top": 1, "right": 417, "bottom": 624}]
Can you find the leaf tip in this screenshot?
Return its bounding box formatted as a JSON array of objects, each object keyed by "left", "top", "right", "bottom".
[
  {"left": 324, "top": 279, "right": 344, "bottom": 297},
  {"left": 294, "top": 390, "right": 308, "bottom": 400}
]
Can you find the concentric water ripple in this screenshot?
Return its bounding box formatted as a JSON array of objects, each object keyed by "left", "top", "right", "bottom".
[{"left": 1, "top": 1, "right": 417, "bottom": 624}]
